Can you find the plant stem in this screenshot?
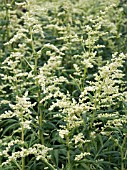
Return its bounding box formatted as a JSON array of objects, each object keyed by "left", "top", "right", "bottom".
[
  {"left": 38, "top": 102, "right": 44, "bottom": 145},
  {"left": 21, "top": 117, "right": 25, "bottom": 170},
  {"left": 120, "top": 146, "right": 124, "bottom": 170},
  {"left": 30, "top": 25, "right": 44, "bottom": 145},
  {"left": 4, "top": 0, "right": 10, "bottom": 40},
  {"left": 22, "top": 157, "right": 25, "bottom": 170},
  {"left": 13, "top": 160, "right": 22, "bottom": 170},
  {"left": 66, "top": 136, "right": 70, "bottom": 167},
  {"left": 43, "top": 158, "right": 56, "bottom": 170},
  {"left": 120, "top": 135, "right": 126, "bottom": 170},
  {"left": 34, "top": 50, "right": 44, "bottom": 145},
  {"left": 35, "top": 68, "right": 44, "bottom": 145}
]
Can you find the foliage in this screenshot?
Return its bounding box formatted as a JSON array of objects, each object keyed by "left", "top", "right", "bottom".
[{"left": 0, "top": 0, "right": 127, "bottom": 170}]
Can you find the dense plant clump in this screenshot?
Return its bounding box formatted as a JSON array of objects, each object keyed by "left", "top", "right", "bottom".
[{"left": 0, "top": 0, "right": 127, "bottom": 169}]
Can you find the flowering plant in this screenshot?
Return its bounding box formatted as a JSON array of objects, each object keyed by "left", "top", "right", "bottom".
[{"left": 0, "top": 0, "right": 127, "bottom": 170}]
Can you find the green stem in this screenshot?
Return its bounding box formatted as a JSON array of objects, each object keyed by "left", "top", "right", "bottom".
[
  {"left": 34, "top": 52, "right": 44, "bottom": 145},
  {"left": 13, "top": 160, "right": 22, "bottom": 170},
  {"left": 120, "top": 146, "right": 124, "bottom": 170},
  {"left": 112, "top": 137, "right": 125, "bottom": 170},
  {"left": 38, "top": 103, "right": 44, "bottom": 145},
  {"left": 22, "top": 157, "right": 25, "bottom": 170},
  {"left": 90, "top": 88, "right": 101, "bottom": 129},
  {"left": 21, "top": 117, "right": 25, "bottom": 170},
  {"left": 30, "top": 24, "right": 44, "bottom": 145},
  {"left": 35, "top": 64, "right": 44, "bottom": 145},
  {"left": 4, "top": 0, "right": 10, "bottom": 40},
  {"left": 67, "top": 149, "right": 70, "bottom": 166},
  {"left": 90, "top": 110, "right": 96, "bottom": 129},
  {"left": 66, "top": 136, "right": 70, "bottom": 167},
  {"left": 43, "top": 158, "right": 56, "bottom": 170},
  {"left": 120, "top": 135, "right": 126, "bottom": 170},
  {"left": 30, "top": 27, "right": 35, "bottom": 54}
]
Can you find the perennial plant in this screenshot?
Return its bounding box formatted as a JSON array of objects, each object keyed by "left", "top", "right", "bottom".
[{"left": 0, "top": 0, "right": 127, "bottom": 170}]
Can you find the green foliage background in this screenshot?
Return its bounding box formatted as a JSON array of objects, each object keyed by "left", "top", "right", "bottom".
[{"left": 0, "top": 0, "right": 127, "bottom": 170}]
